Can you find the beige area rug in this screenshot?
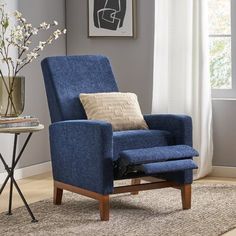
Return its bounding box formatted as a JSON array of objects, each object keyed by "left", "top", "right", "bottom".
[{"left": 1, "top": 183, "right": 236, "bottom": 236}]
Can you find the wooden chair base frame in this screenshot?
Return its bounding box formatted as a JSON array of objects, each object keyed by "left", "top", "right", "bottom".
[{"left": 53, "top": 178, "right": 192, "bottom": 221}]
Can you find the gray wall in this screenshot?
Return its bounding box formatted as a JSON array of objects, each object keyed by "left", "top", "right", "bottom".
[
  {"left": 0, "top": 0, "right": 66, "bottom": 172},
  {"left": 212, "top": 100, "right": 236, "bottom": 166},
  {"left": 66, "top": 0, "right": 155, "bottom": 114}
]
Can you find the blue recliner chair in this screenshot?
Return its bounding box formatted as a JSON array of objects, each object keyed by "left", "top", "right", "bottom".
[{"left": 41, "top": 55, "right": 198, "bottom": 221}]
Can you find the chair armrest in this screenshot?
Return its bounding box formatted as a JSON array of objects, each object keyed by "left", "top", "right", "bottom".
[
  {"left": 49, "top": 120, "right": 113, "bottom": 195},
  {"left": 144, "top": 114, "right": 192, "bottom": 146}
]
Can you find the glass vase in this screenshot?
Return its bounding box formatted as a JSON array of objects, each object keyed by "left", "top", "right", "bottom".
[{"left": 0, "top": 76, "right": 25, "bottom": 117}]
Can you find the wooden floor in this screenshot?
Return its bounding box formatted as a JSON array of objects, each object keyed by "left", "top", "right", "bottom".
[
  {"left": 0, "top": 173, "right": 236, "bottom": 235},
  {"left": 0, "top": 172, "right": 53, "bottom": 214}
]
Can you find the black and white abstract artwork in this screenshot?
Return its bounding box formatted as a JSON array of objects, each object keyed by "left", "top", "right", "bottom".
[{"left": 88, "top": 0, "right": 135, "bottom": 37}]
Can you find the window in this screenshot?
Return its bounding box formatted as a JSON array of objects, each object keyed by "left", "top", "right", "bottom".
[{"left": 208, "top": 0, "right": 236, "bottom": 97}]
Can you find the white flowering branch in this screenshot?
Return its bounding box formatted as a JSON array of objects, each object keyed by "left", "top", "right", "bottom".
[{"left": 0, "top": 5, "right": 66, "bottom": 116}]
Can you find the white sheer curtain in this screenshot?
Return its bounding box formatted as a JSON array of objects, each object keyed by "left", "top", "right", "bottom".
[{"left": 152, "top": 0, "right": 213, "bottom": 178}]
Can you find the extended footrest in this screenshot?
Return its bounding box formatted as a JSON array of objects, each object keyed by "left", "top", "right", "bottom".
[
  {"left": 117, "top": 145, "right": 199, "bottom": 177},
  {"left": 136, "top": 159, "right": 197, "bottom": 175}
]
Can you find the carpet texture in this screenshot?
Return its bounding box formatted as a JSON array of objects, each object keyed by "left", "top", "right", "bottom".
[{"left": 1, "top": 183, "right": 236, "bottom": 236}]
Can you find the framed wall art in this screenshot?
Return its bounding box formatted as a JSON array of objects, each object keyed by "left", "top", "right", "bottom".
[{"left": 88, "top": 0, "right": 136, "bottom": 37}]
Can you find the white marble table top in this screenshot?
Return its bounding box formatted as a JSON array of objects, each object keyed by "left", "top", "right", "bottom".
[{"left": 0, "top": 124, "right": 44, "bottom": 134}]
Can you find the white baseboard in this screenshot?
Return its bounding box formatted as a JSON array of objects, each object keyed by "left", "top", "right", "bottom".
[
  {"left": 210, "top": 166, "right": 236, "bottom": 178},
  {"left": 0, "top": 161, "right": 51, "bottom": 184}
]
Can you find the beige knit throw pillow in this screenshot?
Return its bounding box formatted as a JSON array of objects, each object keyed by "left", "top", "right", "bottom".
[{"left": 79, "top": 92, "right": 148, "bottom": 131}]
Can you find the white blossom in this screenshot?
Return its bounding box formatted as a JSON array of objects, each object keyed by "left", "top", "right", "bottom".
[
  {"left": 53, "top": 20, "right": 58, "bottom": 26},
  {"left": 16, "top": 25, "right": 23, "bottom": 30},
  {"left": 25, "top": 32, "right": 30, "bottom": 37},
  {"left": 16, "top": 59, "right": 23, "bottom": 64},
  {"left": 25, "top": 23, "right": 32, "bottom": 28},
  {"left": 40, "top": 22, "right": 50, "bottom": 30},
  {"left": 53, "top": 29, "right": 62, "bottom": 39},
  {"left": 48, "top": 38, "right": 53, "bottom": 44},
  {"left": 14, "top": 10, "right": 22, "bottom": 18},
  {"left": 11, "top": 26, "right": 24, "bottom": 41},
  {"left": 31, "top": 28, "right": 38, "bottom": 35},
  {"left": 38, "top": 41, "right": 46, "bottom": 50},
  {"left": 27, "top": 52, "right": 38, "bottom": 60},
  {"left": 22, "top": 46, "right": 29, "bottom": 50}
]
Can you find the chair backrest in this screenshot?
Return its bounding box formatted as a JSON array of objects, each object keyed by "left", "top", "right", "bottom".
[{"left": 41, "top": 55, "right": 119, "bottom": 122}]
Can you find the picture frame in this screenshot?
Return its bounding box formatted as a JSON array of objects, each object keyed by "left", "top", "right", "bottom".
[{"left": 88, "top": 0, "right": 136, "bottom": 38}]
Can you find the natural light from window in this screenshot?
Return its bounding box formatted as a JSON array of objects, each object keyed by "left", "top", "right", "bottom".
[{"left": 208, "top": 0, "right": 232, "bottom": 89}]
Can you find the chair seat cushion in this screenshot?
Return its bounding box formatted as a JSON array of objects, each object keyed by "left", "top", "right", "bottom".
[{"left": 113, "top": 129, "right": 174, "bottom": 161}]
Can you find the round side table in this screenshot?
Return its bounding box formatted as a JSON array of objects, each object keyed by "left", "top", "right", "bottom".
[{"left": 0, "top": 124, "right": 44, "bottom": 223}]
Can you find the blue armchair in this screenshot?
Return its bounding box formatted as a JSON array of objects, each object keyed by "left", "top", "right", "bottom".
[{"left": 41, "top": 55, "right": 198, "bottom": 221}]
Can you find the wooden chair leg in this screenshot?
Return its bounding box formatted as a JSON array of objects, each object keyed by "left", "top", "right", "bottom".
[
  {"left": 181, "top": 184, "right": 191, "bottom": 210},
  {"left": 53, "top": 185, "right": 63, "bottom": 205},
  {"left": 131, "top": 178, "right": 141, "bottom": 195},
  {"left": 99, "top": 195, "right": 109, "bottom": 221}
]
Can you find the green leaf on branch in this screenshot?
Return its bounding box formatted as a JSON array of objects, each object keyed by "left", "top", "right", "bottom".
[
  {"left": 2, "top": 18, "right": 9, "bottom": 29},
  {"left": 0, "top": 39, "right": 4, "bottom": 47}
]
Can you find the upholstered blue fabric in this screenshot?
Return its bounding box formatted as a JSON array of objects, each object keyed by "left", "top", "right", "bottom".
[
  {"left": 41, "top": 55, "right": 197, "bottom": 195},
  {"left": 119, "top": 145, "right": 199, "bottom": 166},
  {"left": 116, "top": 145, "right": 198, "bottom": 177},
  {"left": 144, "top": 114, "right": 193, "bottom": 146},
  {"left": 49, "top": 120, "right": 113, "bottom": 195},
  {"left": 113, "top": 130, "right": 174, "bottom": 161},
  {"left": 41, "top": 55, "right": 119, "bottom": 122},
  {"left": 138, "top": 159, "right": 198, "bottom": 175},
  {"left": 142, "top": 115, "right": 194, "bottom": 184}
]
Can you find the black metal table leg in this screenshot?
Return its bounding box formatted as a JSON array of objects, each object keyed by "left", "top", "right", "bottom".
[
  {"left": 7, "top": 134, "right": 18, "bottom": 215},
  {"left": 0, "top": 133, "right": 32, "bottom": 195},
  {"left": 0, "top": 154, "right": 10, "bottom": 194},
  {"left": 0, "top": 132, "right": 37, "bottom": 222},
  {"left": 12, "top": 178, "right": 38, "bottom": 222}
]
